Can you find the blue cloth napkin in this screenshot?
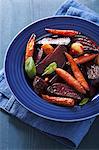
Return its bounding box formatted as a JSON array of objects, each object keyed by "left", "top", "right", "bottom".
[{"left": 0, "top": 0, "right": 99, "bottom": 148}]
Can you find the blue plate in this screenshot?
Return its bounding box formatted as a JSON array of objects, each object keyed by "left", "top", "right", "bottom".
[{"left": 4, "top": 16, "right": 99, "bottom": 122}]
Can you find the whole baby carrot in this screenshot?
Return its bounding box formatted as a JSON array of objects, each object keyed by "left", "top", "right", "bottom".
[
  {"left": 55, "top": 68, "right": 86, "bottom": 94},
  {"left": 65, "top": 52, "right": 89, "bottom": 91},
  {"left": 25, "top": 34, "right": 36, "bottom": 60},
  {"left": 45, "top": 28, "right": 79, "bottom": 37},
  {"left": 74, "top": 54, "right": 98, "bottom": 64},
  {"left": 42, "top": 95, "right": 75, "bottom": 107}
]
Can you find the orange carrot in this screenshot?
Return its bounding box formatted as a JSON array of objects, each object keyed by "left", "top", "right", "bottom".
[
  {"left": 45, "top": 28, "right": 79, "bottom": 37},
  {"left": 41, "top": 44, "right": 54, "bottom": 55},
  {"left": 25, "top": 34, "right": 36, "bottom": 60},
  {"left": 74, "top": 54, "right": 98, "bottom": 64},
  {"left": 55, "top": 68, "right": 86, "bottom": 94},
  {"left": 42, "top": 95, "right": 75, "bottom": 107},
  {"left": 65, "top": 52, "right": 89, "bottom": 91}
]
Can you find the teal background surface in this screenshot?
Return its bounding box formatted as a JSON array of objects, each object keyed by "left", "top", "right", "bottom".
[{"left": 0, "top": 0, "right": 99, "bottom": 149}]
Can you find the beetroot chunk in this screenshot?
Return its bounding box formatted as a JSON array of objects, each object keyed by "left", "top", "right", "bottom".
[
  {"left": 33, "top": 76, "right": 48, "bottom": 95},
  {"left": 36, "top": 45, "right": 67, "bottom": 74},
  {"left": 47, "top": 83, "right": 81, "bottom": 100}
]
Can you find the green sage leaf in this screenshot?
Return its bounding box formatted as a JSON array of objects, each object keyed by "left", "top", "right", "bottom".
[
  {"left": 79, "top": 98, "right": 89, "bottom": 106},
  {"left": 25, "top": 57, "right": 36, "bottom": 78},
  {"left": 42, "top": 62, "right": 57, "bottom": 76}
]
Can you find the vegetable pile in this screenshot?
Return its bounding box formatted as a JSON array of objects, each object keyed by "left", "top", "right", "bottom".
[{"left": 24, "top": 28, "right": 99, "bottom": 107}]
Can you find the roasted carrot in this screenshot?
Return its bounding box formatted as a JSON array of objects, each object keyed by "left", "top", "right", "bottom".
[
  {"left": 42, "top": 94, "right": 75, "bottom": 107},
  {"left": 45, "top": 28, "right": 79, "bottom": 37},
  {"left": 55, "top": 68, "right": 86, "bottom": 94},
  {"left": 65, "top": 52, "right": 89, "bottom": 91},
  {"left": 41, "top": 43, "right": 54, "bottom": 55},
  {"left": 66, "top": 54, "right": 98, "bottom": 65},
  {"left": 25, "top": 34, "right": 36, "bottom": 60},
  {"left": 74, "top": 54, "right": 98, "bottom": 64}
]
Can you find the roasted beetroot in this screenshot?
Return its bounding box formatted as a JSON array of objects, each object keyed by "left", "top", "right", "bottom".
[
  {"left": 47, "top": 83, "right": 81, "bottom": 100},
  {"left": 33, "top": 76, "right": 48, "bottom": 95},
  {"left": 36, "top": 45, "right": 67, "bottom": 74}
]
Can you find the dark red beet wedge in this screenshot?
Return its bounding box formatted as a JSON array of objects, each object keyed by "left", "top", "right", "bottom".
[
  {"left": 33, "top": 76, "right": 48, "bottom": 95},
  {"left": 36, "top": 45, "right": 67, "bottom": 74},
  {"left": 47, "top": 83, "right": 81, "bottom": 100}
]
